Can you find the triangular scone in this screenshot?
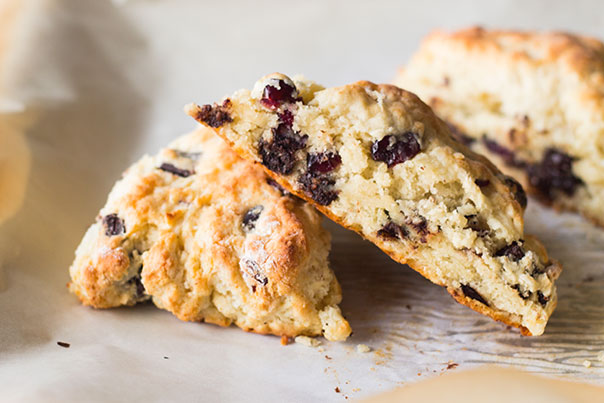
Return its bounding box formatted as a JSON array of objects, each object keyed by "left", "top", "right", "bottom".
[
  {"left": 395, "top": 27, "right": 604, "bottom": 226},
  {"left": 69, "top": 127, "right": 351, "bottom": 341},
  {"left": 187, "top": 73, "right": 562, "bottom": 336}
]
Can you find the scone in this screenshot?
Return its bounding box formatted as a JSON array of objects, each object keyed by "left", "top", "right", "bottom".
[
  {"left": 187, "top": 73, "right": 562, "bottom": 336},
  {"left": 69, "top": 127, "right": 351, "bottom": 341},
  {"left": 395, "top": 26, "right": 604, "bottom": 226}
]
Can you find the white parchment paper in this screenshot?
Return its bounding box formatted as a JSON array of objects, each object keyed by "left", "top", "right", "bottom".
[{"left": 1, "top": 1, "right": 604, "bottom": 401}]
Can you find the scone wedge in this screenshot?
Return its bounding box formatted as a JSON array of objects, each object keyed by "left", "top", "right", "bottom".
[
  {"left": 395, "top": 26, "right": 604, "bottom": 226},
  {"left": 69, "top": 127, "right": 351, "bottom": 341},
  {"left": 187, "top": 73, "right": 562, "bottom": 335}
]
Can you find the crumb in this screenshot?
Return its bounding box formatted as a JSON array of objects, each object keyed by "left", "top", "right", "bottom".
[
  {"left": 583, "top": 360, "right": 592, "bottom": 368},
  {"left": 356, "top": 344, "right": 371, "bottom": 353},
  {"left": 318, "top": 347, "right": 325, "bottom": 353},
  {"left": 163, "top": 356, "right": 169, "bottom": 359},
  {"left": 352, "top": 388, "right": 361, "bottom": 392},
  {"left": 370, "top": 367, "right": 376, "bottom": 371},
  {"left": 446, "top": 362, "right": 459, "bottom": 370},
  {"left": 281, "top": 335, "right": 292, "bottom": 345},
  {"left": 57, "top": 341, "right": 70, "bottom": 348},
  {"left": 406, "top": 304, "right": 411, "bottom": 310},
  {"left": 417, "top": 372, "right": 421, "bottom": 376},
  {"left": 598, "top": 351, "right": 604, "bottom": 362},
  {"left": 334, "top": 387, "right": 340, "bottom": 393},
  {"left": 325, "top": 355, "right": 332, "bottom": 360},
  {"left": 295, "top": 335, "right": 321, "bottom": 347}
]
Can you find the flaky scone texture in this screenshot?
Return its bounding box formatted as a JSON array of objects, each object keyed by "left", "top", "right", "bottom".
[
  {"left": 187, "top": 73, "right": 562, "bottom": 336},
  {"left": 69, "top": 127, "right": 351, "bottom": 341},
  {"left": 395, "top": 26, "right": 604, "bottom": 227}
]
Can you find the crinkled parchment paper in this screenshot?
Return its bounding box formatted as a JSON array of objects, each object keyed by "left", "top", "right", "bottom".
[{"left": 1, "top": 1, "right": 603, "bottom": 401}]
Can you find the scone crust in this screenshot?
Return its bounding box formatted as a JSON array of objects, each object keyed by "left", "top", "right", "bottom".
[
  {"left": 187, "top": 75, "right": 562, "bottom": 336},
  {"left": 396, "top": 26, "right": 604, "bottom": 227},
  {"left": 69, "top": 127, "right": 351, "bottom": 341}
]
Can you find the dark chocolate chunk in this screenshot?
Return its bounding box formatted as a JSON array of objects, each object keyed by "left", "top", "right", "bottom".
[
  {"left": 195, "top": 99, "right": 232, "bottom": 128},
  {"left": 278, "top": 109, "right": 294, "bottom": 127},
  {"left": 511, "top": 284, "right": 530, "bottom": 300},
  {"left": 464, "top": 215, "right": 489, "bottom": 237},
  {"left": 242, "top": 205, "right": 264, "bottom": 231},
  {"left": 527, "top": 148, "right": 583, "bottom": 201},
  {"left": 307, "top": 152, "right": 342, "bottom": 175},
  {"left": 495, "top": 241, "right": 525, "bottom": 262},
  {"left": 260, "top": 80, "right": 299, "bottom": 110},
  {"left": 266, "top": 178, "right": 290, "bottom": 196},
  {"left": 128, "top": 273, "right": 146, "bottom": 299},
  {"left": 298, "top": 172, "right": 339, "bottom": 205},
  {"left": 159, "top": 163, "right": 193, "bottom": 178},
  {"left": 481, "top": 136, "right": 527, "bottom": 168},
  {"left": 460, "top": 284, "right": 488, "bottom": 306},
  {"left": 57, "top": 341, "right": 70, "bottom": 348},
  {"left": 446, "top": 122, "right": 475, "bottom": 146},
  {"left": 242, "top": 259, "right": 268, "bottom": 286},
  {"left": 537, "top": 291, "right": 549, "bottom": 306},
  {"left": 408, "top": 217, "right": 429, "bottom": 236},
  {"left": 258, "top": 123, "right": 308, "bottom": 174},
  {"left": 475, "top": 179, "right": 490, "bottom": 187},
  {"left": 103, "top": 214, "right": 125, "bottom": 237},
  {"left": 371, "top": 132, "right": 421, "bottom": 168},
  {"left": 502, "top": 176, "right": 528, "bottom": 209},
  {"left": 377, "top": 221, "right": 409, "bottom": 240}
]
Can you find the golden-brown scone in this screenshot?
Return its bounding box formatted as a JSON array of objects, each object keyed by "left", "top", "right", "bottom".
[
  {"left": 395, "top": 26, "right": 604, "bottom": 227},
  {"left": 69, "top": 127, "right": 351, "bottom": 341},
  {"left": 187, "top": 73, "right": 562, "bottom": 336}
]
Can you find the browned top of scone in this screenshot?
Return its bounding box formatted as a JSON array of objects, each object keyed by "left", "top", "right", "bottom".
[{"left": 69, "top": 126, "right": 351, "bottom": 341}]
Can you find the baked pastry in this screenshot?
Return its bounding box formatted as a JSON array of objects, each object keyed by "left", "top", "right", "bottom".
[
  {"left": 187, "top": 73, "right": 562, "bottom": 335},
  {"left": 395, "top": 26, "right": 604, "bottom": 226},
  {"left": 69, "top": 127, "right": 351, "bottom": 341}
]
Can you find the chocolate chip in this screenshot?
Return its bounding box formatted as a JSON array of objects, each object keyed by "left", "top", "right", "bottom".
[
  {"left": 495, "top": 241, "right": 525, "bottom": 262},
  {"left": 408, "top": 217, "right": 429, "bottom": 236},
  {"left": 195, "top": 99, "right": 232, "bottom": 128},
  {"left": 307, "top": 152, "right": 342, "bottom": 175},
  {"left": 57, "top": 341, "right": 70, "bottom": 348},
  {"left": 103, "top": 214, "right": 125, "bottom": 236},
  {"left": 371, "top": 132, "right": 421, "bottom": 168},
  {"left": 464, "top": 215, "right": 489, "bottom": 237},
  {"left": 298, "top": 172, "right": 339, "bottom": 205},
  {"left": 159, "top": 163, "right": 193, "bottom": 178},
  {"left": 537, "top": 291, "right": 549, "bottom": 307},
  {"left": 482, "top": 136, "right": 527, "bottom": 168},
  {"left": 242, "top": 259, "right": 268, "bottom": 286},
  {"left": 527, "top": 148, "right": 583, "bottom": 201},
  {"left": 460, "top": 284, "right": 488, "bottom": 306},
  {"left": 502, "top": 176, "right": 527, "bottom": 209},
  {"left": 511, "top": 284, "right": 530, "bottom": 300},
  {"left": 278, "top": 109, "right": 294, "bottom": 127},
  {"left": 258, "top": 124, "right": 308, "bottom": 174},
  {"left": 377, "top": 221, "right": 409, "bottom": 240},
  {"left": 260, "top": 80, "right": 299, "bottom": 110},
  {"left": 127, "top": 272, "right": 146, "bottom": 299},
  {"left": 446, "top": 121, "right": 475, "bottom": 146},
  {"left": 475, "top": 179, "right": 490, "bottom": 187},
  {"left": 266, "top": 178, "right": 290, "bottom": 196},
  {"left": 242, "top": 205, "right": 263, "bottom": 231}
]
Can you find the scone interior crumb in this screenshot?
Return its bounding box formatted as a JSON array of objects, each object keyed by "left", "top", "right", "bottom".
[{"left": 189, "top": 73, "right": 562, "bottom": 336}]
